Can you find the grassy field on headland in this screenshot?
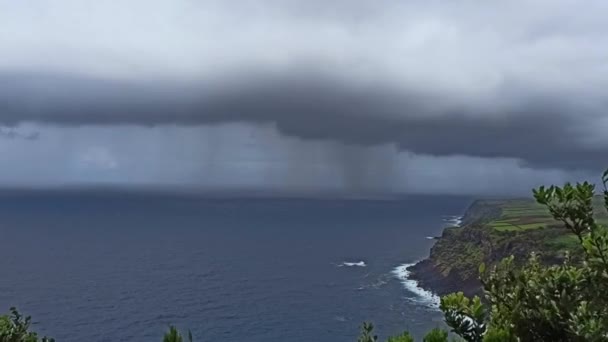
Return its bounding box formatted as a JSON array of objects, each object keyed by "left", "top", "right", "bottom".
[
  {"left": 484, "top": 197, "right": 608, "bottom": 249},
  {"left": 486, "top": 198, "right": 608, "bottom": 232}
]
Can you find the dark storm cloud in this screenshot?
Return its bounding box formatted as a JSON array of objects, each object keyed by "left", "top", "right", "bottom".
[
  {"left": 1, "top": 0, "right": 607, "bottom": 193},
  {"left": 0, "top": 71, "right": 603, "bottom": 171}
]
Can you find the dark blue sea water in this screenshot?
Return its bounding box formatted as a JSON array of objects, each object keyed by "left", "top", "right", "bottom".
[{"left": 0, "top": 192, "right": 470, "bottom": 341}]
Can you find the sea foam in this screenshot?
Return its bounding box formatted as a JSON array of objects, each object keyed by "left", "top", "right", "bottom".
[
  {"left": 337, "top": 261, "right": 367, "bottom": 267},
  {"left": 443, "top": 215, "right": 463, "bottom": 227},
  {"left": 392, "top": 263, "right": 440, "bottom": 309}
]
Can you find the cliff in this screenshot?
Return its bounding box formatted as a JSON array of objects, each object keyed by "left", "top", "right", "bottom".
[{"left": 407, "top": 198, "right": 606, "bottom": 297}]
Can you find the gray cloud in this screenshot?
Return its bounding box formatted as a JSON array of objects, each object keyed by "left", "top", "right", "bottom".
[
  {"left": 0, "top": 71, "right": 604, "bottom": 172},
  {"left": 0, "top": 126, "right": 40, "bottom": 140},
  {"left": 0, "top": 0, "right": 606, "bottom": 193}
]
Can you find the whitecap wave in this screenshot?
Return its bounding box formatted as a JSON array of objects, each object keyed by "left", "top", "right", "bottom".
[
  {"left": 392, "top": 263, "right": 440, "bottom": 309},
  {"left": 337, "top": 261, "right": 366, "bottom": 267},
  {"left": 443, "top": 215, "right": 463, "bottom": 227}
]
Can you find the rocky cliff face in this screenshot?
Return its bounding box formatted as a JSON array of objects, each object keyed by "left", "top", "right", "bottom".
[
  {"left": 409, "top": 224, "right": 490, "bottom": 295},
  {"left": 408, "top": 200, "right": 572, "bottom": 297}
]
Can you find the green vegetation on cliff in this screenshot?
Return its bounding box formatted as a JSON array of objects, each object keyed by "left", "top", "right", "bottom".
[{"left": 409, "top": 194, "right": 608, "bottom": 296}]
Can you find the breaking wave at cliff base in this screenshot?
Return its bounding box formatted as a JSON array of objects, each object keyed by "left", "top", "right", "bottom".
[
  {"left": 443, "top": 215, "right": 463, "bottom": 227},
  {"left": 392, "top": 263, "right": 440, "bottom": 309}
]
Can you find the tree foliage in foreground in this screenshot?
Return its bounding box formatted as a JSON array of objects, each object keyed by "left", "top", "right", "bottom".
[
  {"left": 0, "top": 307, "right": 54, "bottom": 342},
  {"left": 163, "top": 326, "right": 193, "bottom": 342},
  {"left": 3, "top": 171, "right": 608, "bottom": 341}
]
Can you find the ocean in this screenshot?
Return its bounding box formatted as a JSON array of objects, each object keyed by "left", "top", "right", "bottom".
[{"left": 0, "top": 191, "right": 469, "bottom": 341}]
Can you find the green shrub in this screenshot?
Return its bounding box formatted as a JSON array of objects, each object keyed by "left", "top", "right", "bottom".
[
  {"left": 358, "top": 322, "right": 378, "bottom": 342},
  {"left": 387, "top": 331, "right": 414, "bottom": 342},
  {"left": 481, "top": 327, "right": 515, "bottom": 342},
  {"left": 0, "top": 307, "right": 54, "bottom": 342},
  {"left": 422, "top": 328, "right": 448, "bottom": 342},
  {"left": 162, "top": 326, "right": 192, "bottom": 342}
]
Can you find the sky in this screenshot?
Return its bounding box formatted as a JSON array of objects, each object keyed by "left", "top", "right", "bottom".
[{"left": 0, "top": 0, "right": 606, "bottom": 196}]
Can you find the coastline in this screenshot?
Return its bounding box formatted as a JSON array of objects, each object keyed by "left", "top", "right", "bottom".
[
  {"left": 409, "top": 214, "right": 482, "bottom": 298},
  {"left": 394, "top": 213, "right": 482, "bottom": 305},
  {"left": 404, "top": 197, "right": 593, "bottom": 298},
  {"left": 404, "top": 200, "right": 503, "bottom": 297},
  {"left": 392, "top": 263, "right": 441, "bottom": 308}
]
